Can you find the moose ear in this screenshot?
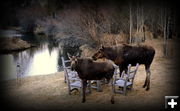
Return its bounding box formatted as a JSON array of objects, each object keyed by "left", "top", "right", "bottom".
[
  {"left": 102, "top": 46, "right": 105, "bottom": 49},
  {"left": 100, "top": 44, "right": 104, "bottom": 50},
  {"left": 75, "top": 52, "right": 80, "bottom": 57},
  {"left": 67, "top": 53, "right": 72, "bottom": 60},
  {"left": 75, "top": 58, "right": 78, "bottom": 63}
]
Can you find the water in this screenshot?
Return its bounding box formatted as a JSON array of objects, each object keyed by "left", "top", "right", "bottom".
[{"left": 0, "top": 34, "right": 78, "bottom": 81}]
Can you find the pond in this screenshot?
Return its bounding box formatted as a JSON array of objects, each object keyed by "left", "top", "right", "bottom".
[{"left": 0, "top": 34, "right": 79, "bottom": 81}]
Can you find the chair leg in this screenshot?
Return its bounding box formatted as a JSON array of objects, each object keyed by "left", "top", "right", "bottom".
[
  {"left": 130, "top": 85, "right": 133, "bottom": 91},
  {"left": 88, "top": 80, "right": 91, "bottom": 93},
  {"left": 123, "top": 86, "right": 127, "bottom": 96},
  {"left": 68, "top": 88, "right": 71, "bottom": 95},
  {"left": 67, "top": 82, "right": 71, "bottom": 95},
  {"left": 97, "top": 80, "right": 102, "bottom": 92},
  {"left": 112, "top": 82, "right": 115, "bottom": 93},
  {"left": 64, "top": 73, "right": 67, "bottom": 83}
]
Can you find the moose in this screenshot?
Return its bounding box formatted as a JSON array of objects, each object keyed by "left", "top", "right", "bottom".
[
  {"left": 68, "top": 55, "right": 115, "bottom": 104},
  {"left": 92, "top": 43, "right": 155, "bottom": 91}
]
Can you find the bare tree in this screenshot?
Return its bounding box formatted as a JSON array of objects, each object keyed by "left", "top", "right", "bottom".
[
  {"left": 129, "top": 2, "right": 132, "bottom": 44},
  {"left": 163, "top": 1, "right": 169, "bottom": 57}
]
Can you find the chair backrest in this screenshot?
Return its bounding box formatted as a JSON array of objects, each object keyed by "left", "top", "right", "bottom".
[
  {"left": 61, "top": 57, "right": 71, "bottom": 69},
  {"left": 127, "top": 63, "right": 139, "bottom": 83},
  {"left": 113, "top": 64, "right": 119, "bottom": 75},
  {"left": 61, "top": 57, "right": 72, "bottom": 83}
]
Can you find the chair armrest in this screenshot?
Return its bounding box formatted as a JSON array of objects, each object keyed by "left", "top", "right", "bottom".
[{"left": 66, "top": 66, "right": 71, "bottom": 69}]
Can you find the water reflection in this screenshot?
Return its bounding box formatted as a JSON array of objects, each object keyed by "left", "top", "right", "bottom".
[
  {"left": 1, "top": 42, "right": 60, "bottom": 81},
  {"left": 27, "top": 44, "right": 59, "bottom": 76}
]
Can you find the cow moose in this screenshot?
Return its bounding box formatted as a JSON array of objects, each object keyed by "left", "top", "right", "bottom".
[
  {"left": 92, "top": 44, "right": 155, "bottom": 91},
  {"left": 69, "top": 55, "right": 115, "bottom": 104}
]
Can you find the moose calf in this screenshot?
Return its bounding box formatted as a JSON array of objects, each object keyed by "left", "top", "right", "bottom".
[{"left": 69, "top": 56, "right": 115, "bottom": 104}]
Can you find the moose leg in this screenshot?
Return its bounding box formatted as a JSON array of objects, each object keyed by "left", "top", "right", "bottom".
[
  {"left": 119, "top": 66, "right": 123, "bottom": 77},
  {"left": 143, "top": 65, "right": 151, "bottom": 90},
  {"left": 143, "top": 77, "right": 148, "bottom": 88},
  {"left": 119, "top": 65, "right": 126, "bottom": 77},
  {"left": 109, "top": 78, "right": 115, "bottom": 104},
  {"left": 146, "top": 69, "right": 151, "bottom": 91},
  {"left": 82, "top": 79, "right": 87, "bottom": 103}
]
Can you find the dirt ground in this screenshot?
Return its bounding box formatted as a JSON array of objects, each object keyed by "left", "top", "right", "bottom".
[{"left": 1, "top": 39, "right": 179, "bottom": 111}]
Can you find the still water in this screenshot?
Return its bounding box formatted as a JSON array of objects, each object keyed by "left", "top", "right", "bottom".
[{"left": 0, "top": 34, "right": 77, "bottom": 81}]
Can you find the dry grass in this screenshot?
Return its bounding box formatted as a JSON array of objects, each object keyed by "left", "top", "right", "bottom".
[
  {"left": 100, "top": 32, "right": 128, "bottom": 46},
  {"left": 1, "top": 39, "right": 179, "bottom": 110},
  {"left": 143, "top": 38, "right": 179, "bottom": 58},
  {"left": 79, "top": 44, "right": 97, "bottom": 57},
  {"left": 2, "top": 56, "right": 178, "bottom": 111}
]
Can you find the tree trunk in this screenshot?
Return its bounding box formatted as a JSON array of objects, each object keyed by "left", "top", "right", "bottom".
[
  {"left": 163, "top": 5, "right": 168, "bottom": 57},
  {"left": 137, "top": 3, "right": 139, "bottom": 33},
  {"left": 129, "top": 2, "right": 132, "bottom": 44}
]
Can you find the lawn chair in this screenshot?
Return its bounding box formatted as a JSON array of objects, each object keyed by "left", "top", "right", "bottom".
[
  {"left": 113, "top": 63, "right": 139, "bottom": 95},
  {"left": 61, "top": 57, "right": 82, "bottom": 95}
]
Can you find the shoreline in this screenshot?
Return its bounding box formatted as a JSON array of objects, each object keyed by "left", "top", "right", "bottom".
[
  {"left": 1, "top": 71, "right": 63, "bottom": 83},
  {"left": 0, "top": 37, "right": 35, "bottom": 54}
]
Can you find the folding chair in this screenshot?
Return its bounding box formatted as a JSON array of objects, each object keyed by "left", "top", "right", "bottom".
[{"left": 113, "top": 63, "right": 139, "bottom": 95}]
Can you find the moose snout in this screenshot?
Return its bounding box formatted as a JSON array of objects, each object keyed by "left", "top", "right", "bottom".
[
  {"left": 92, "top": 56, "right": 97, "bottom": 60},
  {"left": 71, "top": 64, "right": 76, "bottom": 71},
  {"left": 71, "top": 67, "right": 75, "bottom": 71}
]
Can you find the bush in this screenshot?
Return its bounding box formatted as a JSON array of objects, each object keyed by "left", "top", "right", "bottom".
[{"left": 17, "top": 5, "right": 47, "bottom": 33}]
